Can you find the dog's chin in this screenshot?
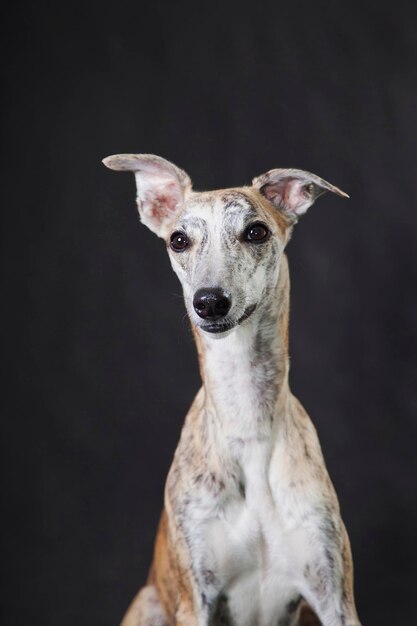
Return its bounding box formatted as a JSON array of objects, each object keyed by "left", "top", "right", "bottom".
[{"left": 197, "top": 304, "right": 257, "bottom": 337}]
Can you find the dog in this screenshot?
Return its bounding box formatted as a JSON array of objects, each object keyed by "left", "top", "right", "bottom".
[{"left": 103, "top": 154, "right": 362, "bottom": 626}]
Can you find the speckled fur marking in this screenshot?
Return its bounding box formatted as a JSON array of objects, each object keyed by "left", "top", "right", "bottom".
[{"left": 103, "top": 154, "right": 361, "bottom": 626}]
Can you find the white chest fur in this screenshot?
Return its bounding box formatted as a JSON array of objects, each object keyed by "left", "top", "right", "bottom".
[{"left": 201, "top": 439, "right": 312, "bottom": 626}]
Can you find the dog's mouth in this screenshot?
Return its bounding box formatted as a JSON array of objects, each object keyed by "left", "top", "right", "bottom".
[{"left": 199, "top": 304, "right": 257, "bottom": 335}]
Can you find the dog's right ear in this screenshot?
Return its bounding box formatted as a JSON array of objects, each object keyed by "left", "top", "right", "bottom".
[
  {"left": 102, "top": 154, "right": 192, "bottom": 238},
  {"left": 252, "top": 168, "right": 348, "bottom": 224}
]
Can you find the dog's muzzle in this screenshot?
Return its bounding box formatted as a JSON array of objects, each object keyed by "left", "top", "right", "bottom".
[{"left": 198, "top": 303, "right": 257, "bottom": 334}]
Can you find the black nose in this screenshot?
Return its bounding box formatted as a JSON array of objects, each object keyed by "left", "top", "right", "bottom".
[{"left": 193, "top": 288, "right": 232, "bottom": 320}]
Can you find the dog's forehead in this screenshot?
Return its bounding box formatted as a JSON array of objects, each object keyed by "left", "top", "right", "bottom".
[{"left": 181, "top": 189, "right": 262, "bottom": 224}]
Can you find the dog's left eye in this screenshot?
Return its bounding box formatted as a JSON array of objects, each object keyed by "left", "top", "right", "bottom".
[
  {"left": 170, "top": 231, "right": 190, "bottom": 252},
  {"left": 243, "top": 222, "right": 270, "bottom": 243}
]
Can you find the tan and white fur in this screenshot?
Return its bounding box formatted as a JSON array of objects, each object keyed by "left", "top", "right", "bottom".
[{"left": 103, "top": 154, "right": 361, "bottom": 626}]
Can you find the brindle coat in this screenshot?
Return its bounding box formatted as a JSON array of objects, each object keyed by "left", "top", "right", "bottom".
[{"left": 103, "top": 154, "right": 361, "bottom": 626}]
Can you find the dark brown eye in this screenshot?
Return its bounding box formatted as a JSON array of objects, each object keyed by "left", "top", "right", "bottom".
[
  {"left": 170, "top": 231, "right": 189, "bottom": 252},
  {"left": 244, "top": 222, "right": 270, "bottom": 243}
]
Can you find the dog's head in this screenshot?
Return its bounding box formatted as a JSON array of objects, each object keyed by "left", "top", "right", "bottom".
[{"left": 103, "top": 154, "right": 347, "bottom": 337}]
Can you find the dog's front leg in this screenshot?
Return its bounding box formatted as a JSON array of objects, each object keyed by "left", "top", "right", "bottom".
[
  {"left": 172, "top": 568, "right": 218, "bottom": 626},
  {"left": 174, "top": 596, "right": 206, "bottom": 626},
  {"left": 162, "top": 503, "right": 220, "bottom": 626},
  {"left": 173, "top": 544, "right": 221, "bottom": 626},
  {"left": 300, "top": 522, "right": 361, "bottom": 626}
]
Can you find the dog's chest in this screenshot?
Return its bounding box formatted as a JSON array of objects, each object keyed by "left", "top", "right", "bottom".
[{"left": 202, "top": 440, "right": 310, "bottom": 626}]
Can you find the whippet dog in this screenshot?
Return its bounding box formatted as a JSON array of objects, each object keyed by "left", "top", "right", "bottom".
[{"left": 103, "top": 154, "right": 361, "bottom": 626}]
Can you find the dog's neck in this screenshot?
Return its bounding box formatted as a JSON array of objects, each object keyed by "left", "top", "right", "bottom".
[{"left": 193, "top": 255, "right": 291, "bottom": 440}]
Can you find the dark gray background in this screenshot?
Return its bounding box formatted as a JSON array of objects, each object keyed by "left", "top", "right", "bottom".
[{"left": 2, "top": 1, "right": 417, "bottom": 625}]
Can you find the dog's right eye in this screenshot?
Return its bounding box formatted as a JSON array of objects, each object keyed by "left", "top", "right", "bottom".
[
  {"left": 243, "top": 222, "right": 270, "bottom": 244},
  {"left": 170, "top": 231, "right": 190, "bottom": 252}
]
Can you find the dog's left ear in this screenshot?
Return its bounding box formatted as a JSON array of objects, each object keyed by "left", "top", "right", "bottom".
[
  {"left": 252, "top": 168, "right": 348, "bottom": 223},
  {"left": 103, "top": 154, "right": 192, "bottom": 237}
]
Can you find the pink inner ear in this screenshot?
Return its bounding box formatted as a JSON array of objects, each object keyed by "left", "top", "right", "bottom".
[
  {"left": 144, "top": 181, "right": 181, "bottom": 221},
  {"left": 132, "top": 161, "right": 191, "bottom": 236},
  {"left": 264, "top": 178, "right": 310, "bottom": 215},
  {"left": 160, "top": 181, "right": 181, "bottom": 212}
]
